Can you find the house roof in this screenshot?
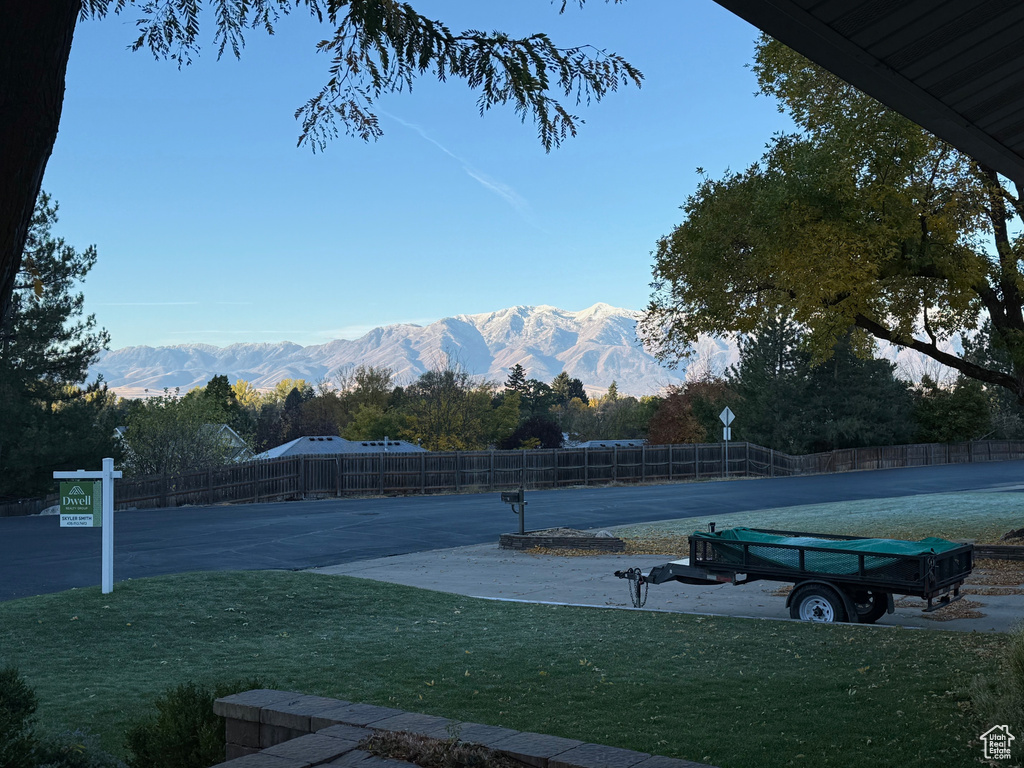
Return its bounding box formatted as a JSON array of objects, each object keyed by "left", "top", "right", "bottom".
[
  {"left": 573, "top": 440, "right": 646, "bottom": 449},
  {"left": 714, "top": 0, "right": 1024, "bottom": 184},
  {"left": 258, "top": 436, "right": 426, "bottom": 459}
]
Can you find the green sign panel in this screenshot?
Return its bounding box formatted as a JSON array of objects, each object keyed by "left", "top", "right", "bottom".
[{"left": 59, "top": 481, "right": 101, "bottom": 527}]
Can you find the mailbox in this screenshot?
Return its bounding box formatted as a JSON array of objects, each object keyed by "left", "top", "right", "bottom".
[{"left": 501, "top": 490, "right": 523, "bottom": 504}]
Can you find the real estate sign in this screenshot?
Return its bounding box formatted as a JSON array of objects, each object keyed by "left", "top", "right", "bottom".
[{"left": 59, "top": 481, "right": 101, "bottom": 527}]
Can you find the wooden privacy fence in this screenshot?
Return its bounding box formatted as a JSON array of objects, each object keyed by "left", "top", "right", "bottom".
[
  {"left": 0, "top": 496, "right": 57, "bottom": 518},
  {"left": 113, "top": 439, "right": 1024, "bottom": 510}
]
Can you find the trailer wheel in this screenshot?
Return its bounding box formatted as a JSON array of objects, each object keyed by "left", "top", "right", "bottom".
[
  {"left": 850, "top": 590, "right": 889, "bottom": 624},
  {"left": 790, "top": 584, "right": 846, "bottom": 623}
]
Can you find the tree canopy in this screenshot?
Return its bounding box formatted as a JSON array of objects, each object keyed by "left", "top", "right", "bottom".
[
  {"left": 2, "top": 2, "right": 640, "bottom": 331},
  {"left": 643, "top": 36, "right": 1024, "bottom": 402}
]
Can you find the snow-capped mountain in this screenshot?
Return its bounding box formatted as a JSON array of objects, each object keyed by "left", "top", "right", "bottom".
[{"left": 91, "top": 303, "right": 739, "bottom": 398}]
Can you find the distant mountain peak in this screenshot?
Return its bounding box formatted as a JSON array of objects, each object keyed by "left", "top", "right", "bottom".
[{"left": 91, "top": 304, "right": 736, "bottom": 398}]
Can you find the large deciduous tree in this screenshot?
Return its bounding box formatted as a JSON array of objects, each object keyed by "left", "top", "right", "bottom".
[
  {"left": 1, "top": 1, "right": 640, "bottom": 329},
  {"left": 643, "top": 36, "right": 1024, "bottom": 401}
]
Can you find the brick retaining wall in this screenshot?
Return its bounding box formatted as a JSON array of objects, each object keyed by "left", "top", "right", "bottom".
[
  {"left": 498, "top": 534, "right": 625, "bottom": 552},
  {"left": 974, "top": 544, "right": 1024, "bottom": 561},
  {"left": 211, "top": 690, "right": 717, "bottom": 768}
]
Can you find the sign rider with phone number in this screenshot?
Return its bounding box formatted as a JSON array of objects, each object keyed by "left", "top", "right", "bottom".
[{"left": 60, "top": 481, "right": 101, "bottom": 527}]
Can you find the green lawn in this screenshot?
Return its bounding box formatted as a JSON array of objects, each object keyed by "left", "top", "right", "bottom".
[
  {"left": 615, "top": 490, "right": 1024, "bottom": 543},
  {"left": 0, "top": 571, "right": 1007, "bottom": 768}
]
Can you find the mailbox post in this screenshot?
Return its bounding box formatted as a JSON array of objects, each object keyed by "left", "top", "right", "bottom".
[{"left": 500, "top": 487, "right": 527, "bottom": 535}]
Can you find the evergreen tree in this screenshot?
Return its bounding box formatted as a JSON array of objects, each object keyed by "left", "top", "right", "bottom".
[
  {"left": 913, "top": 377, "right": 992, "bottom": 443},
  {"left": 551, "top": 372, "right": 590, "bottom": 406},
  {"left": 505, "top": 364, "right": 527, "bottom": 394},
  {"left": 566, "top": 377, "right": 589, "bottom": 405},
  {"left": 551, "top": 371, "right": 572, "bottom": 405},
  {"left": 521, "top": 379, "right": 555, "bottom": 417},
  {"left": 0, "top": 193, "right": 118, "bottom": 497},
  {"left": 729, "top": 324, "right": 915, "bottom": 453},
  {"left": 728, "top": 316, "right": 804, "bottom": 452},
  {"left": 797, "top": 335, "right": 915, "bottom": 453}
]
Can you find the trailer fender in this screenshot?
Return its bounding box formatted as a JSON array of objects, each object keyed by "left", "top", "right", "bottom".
[{"left": 786, "top": 580, "right": 860, "bottom": 623}]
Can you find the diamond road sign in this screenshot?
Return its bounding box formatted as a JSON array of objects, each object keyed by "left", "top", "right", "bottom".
[
  {"left": 720, "top": 407, "right": 735, "bottom": 426},
  {"left": 60, "top": 481, "right": 101, "bottom": 527}
]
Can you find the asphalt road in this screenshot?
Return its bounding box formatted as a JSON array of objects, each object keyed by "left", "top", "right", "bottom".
[{"left": 3, "top": 460, "right": 1023, "bottom": 602}]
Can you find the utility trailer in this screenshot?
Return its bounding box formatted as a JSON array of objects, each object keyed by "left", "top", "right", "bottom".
[{"left": 615, "top": 526, "right": 974, "bottom": 623}]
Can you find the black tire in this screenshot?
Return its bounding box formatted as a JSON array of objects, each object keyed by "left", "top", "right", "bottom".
[
  {"left": 789, "top": 584, "right": 847, "bottom": 623},
  {"left": 850, "top": 590, "right": 889, "bottom": 624}
]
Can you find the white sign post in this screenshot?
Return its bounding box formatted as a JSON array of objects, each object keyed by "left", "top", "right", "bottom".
[
  {"left": 719, "top": 407, "right": 735, "bottom": 478},
  {"left": 54, "top": 458, "right": 122, "bottom": 594}
]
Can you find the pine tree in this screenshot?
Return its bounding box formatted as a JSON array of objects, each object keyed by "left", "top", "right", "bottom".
[
  {"left": 0, "top": 193, "right": 117, "bottom": 497},
  {"left": 505, "top": 364, "right": 527, "bottom": 394}
]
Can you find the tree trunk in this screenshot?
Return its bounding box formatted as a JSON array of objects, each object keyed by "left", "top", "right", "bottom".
[{"left": 0, "top": 2, "right": 81, "bottom": 326}]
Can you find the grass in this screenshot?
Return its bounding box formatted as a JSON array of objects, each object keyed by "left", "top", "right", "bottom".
[
  {"left": 0, "top": 570, "right": 1009, "bottom": 768},
  {"left": 614, "top": 490, "right": 1024, "bottom": 544}
]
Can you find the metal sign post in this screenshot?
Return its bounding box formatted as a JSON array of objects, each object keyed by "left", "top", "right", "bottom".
[
  {"left": 54, "top": 458, "right": 122, "bottom": 594},
  {"left": 719, "top": 407, "right": 735, "bottom": 478}
]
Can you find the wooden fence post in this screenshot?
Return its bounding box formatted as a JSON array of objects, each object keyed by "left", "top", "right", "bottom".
[
  {"left": 489, "top": 450, "right": 494, "bottom": 490},
  {"left": 379, "top": 453, "right": 385, "bottom": 494},
  {"left": 612, "top": 445, "right": 618, "bottom": 483},
  {"left": 206, "top": 468, "right": 213, "bottom": 504},
  {"left": 695, "top": 445, "right": 700, "bottom": 481},
  {"left": 584, "top": 447, "right": 589, "bottom": 485},
  {"left": 455, "top": 452, "right": 460, "bottom": 492},
  {"left": 641, "top": 445, "right": 647, "bottom": 483}
]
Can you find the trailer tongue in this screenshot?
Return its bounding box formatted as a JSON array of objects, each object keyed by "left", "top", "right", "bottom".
[{"left": 615, "top": 525, "right": 974, "bottom": 623}]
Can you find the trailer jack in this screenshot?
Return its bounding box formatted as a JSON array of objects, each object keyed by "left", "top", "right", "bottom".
[{"left": 615, "top": 568, "right": 648, "bottom": 608}]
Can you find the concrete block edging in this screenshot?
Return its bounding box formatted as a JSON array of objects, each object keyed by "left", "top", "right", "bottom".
[{"left": 210, "top": 690, "right": 717, "bottom": 768}]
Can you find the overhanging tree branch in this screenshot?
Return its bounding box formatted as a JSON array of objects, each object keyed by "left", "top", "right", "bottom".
[{"left": 854, "top": 312, "right": 1019, "bottom": 393}]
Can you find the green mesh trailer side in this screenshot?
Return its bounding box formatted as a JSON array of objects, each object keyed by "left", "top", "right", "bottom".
[{"left": 690, "top": 527, "right": 962, "bottom": 577}]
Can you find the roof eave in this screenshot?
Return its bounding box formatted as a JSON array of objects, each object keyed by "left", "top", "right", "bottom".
[{"left": 714, "top": 0, "right": 1024, "bottom": 185}]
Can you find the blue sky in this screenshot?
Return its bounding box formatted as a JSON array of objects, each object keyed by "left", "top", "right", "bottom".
[{"left": 43, "top": 1, "right": 792, "bottom": 349}]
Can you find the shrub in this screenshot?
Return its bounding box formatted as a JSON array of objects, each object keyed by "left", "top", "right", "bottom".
[
  {"left": 124, "top": 678, "right": 268, "bottom": 768},
  {"left": 0, "top": 665, "right": 39, "bottom": 768},
  {"left": 37, "top": 730, "right": 127, "bottom": 768}
]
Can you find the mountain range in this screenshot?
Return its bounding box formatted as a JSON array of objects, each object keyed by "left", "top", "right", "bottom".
[{"left": 90, "top": 304, "right": 738, "bottom": 398}]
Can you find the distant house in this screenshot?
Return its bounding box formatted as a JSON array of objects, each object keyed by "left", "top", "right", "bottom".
[
  {"left": 114, "top": 424, "right": 254, "bottom": 463},
  {"left": 257, "top": 436, "right": 426, "bottom": 460},
  {"left": 569, "top": 439, "right": 646, "bottom": 449}
]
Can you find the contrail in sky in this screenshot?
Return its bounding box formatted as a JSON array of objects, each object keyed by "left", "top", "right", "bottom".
[{"left": 382, "top": 111, "right": 538, "bottom": 224}]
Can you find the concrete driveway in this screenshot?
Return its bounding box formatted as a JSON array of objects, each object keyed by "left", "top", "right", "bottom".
[{"left": 311, "top": 541, "right": 1022, "bottom": 633}]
